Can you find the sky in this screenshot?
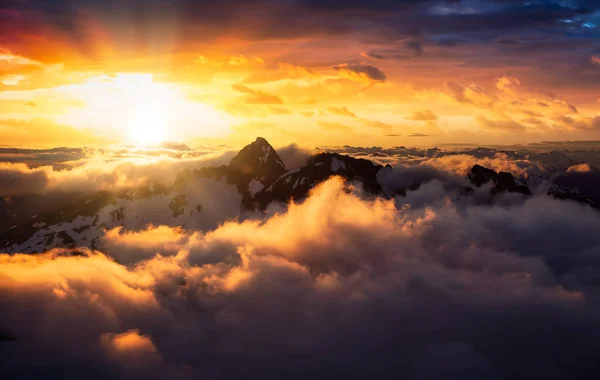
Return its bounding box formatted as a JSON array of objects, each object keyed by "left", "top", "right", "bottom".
[{"left": 1, "top": 0, "right": 599, "bottom": 148}]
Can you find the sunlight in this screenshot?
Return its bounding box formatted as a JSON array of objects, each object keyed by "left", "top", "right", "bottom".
[
  {"left": 128, "top": 105, "right": 167, "bottom": 146},
  {"left": 43, "top": 73, "right": 234, "bottom": 145}
]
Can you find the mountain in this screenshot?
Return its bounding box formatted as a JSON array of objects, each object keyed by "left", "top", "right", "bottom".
[
  {"left": 548, "top": 172, "right": 600, "bottom": 209},
  {"left": 3, "top": 137, "right": 598, "bottom": 255},
  {"left": 0, "top": 198, "right": 23, "bottom": 232},
  {"left": 467, "top": 164, "right": 532, "bottom": 195},
  {"left": 254, "top": 153, "right": 384, "bottom": 209}
]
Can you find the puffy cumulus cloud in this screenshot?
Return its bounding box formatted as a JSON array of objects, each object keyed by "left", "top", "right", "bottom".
[
  {"left": 567, "top": 163, "right": 592, "bottom": 173},
  {"left": 2, "top": 177, "right": 600, "bottom": 378},
  {"left": 408, "top": 109, "right": 438, "bottom": 121},
  {"left": 495, "top": 76, "right": 555, "bottom": 99},
  {"left": 0, "top": 145, "right": 236, "bottom": 199},
  {"left": 59, "top": 149, "right": 233, "bottom": 192},
  {"left": 100, "top": 329, "right": 159, "bottom": 360},
  {"left": 495, "top": 76, "right": 522, "bottom": 96},
  {"left": 101, "top": 226, "right": 190, "bottom": 264},
  {"left": 332, "top": 62, "right": 387, "bottom": 83}
]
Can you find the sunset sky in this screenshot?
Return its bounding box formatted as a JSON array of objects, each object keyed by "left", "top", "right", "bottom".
[
  {"left": 5, "top": 3, "right": 600, "bottom": 379},
  {"left": 1, "top": 0, "right": 599, "bottom": 148}
]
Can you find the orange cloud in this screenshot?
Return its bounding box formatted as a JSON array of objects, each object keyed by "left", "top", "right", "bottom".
[
  {"left": 408, "top": 109, "right": 438, "bottom": 121},
  {"left": 232, "top": 83, "right": 283, "bottom": 104},
  {"left": 327, "top": 106, "right": 357, "bottom": 118}
]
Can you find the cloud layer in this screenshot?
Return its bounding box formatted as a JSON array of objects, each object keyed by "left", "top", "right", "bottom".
[{"left": 2, "top": 176, "right": 600, "bottom": 379}]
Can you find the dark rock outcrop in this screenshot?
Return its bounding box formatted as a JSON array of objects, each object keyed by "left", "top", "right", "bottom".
[
  {"left": 467, "top": 164, "right": 532, "bottom": 195},
  {"left": 254, "top": 153, "right": 384, "bottom": 209},
  {"left": 226, "top": 137, "right": 287, "bottom": 193}
]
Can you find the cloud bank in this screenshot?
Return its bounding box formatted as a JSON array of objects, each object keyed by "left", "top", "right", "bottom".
[{"left": 2, "top": 176, "right": 600, "bottom": 379}]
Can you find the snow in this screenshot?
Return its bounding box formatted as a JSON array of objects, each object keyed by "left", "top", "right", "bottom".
[
  {"left": 7, "top": 177, "right": 243, "bottom": 255},
  {"left": 259, "top": 145, "right": 271, "bottom": 164},
  {"left": 249, "top": 179, "right": 264, "bottom": 196}
]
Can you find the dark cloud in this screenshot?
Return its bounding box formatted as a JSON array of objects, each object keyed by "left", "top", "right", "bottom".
[
  {"left": 0, "top": 164, "right": 48, "bottom": 196},
  {"left": 360, "top": 51, "right": 411, "bottom": 60},
  {"left": 436, "top": 37, "right": 463, "bottom": 47},
  {"left": 331, "top": 62, "right": 387, "bottom": 82},
  {"left": 0, "top": 147, "right": 88, "bottom": 168},
  {"left": 2, "top": 0, "right": 599, "bottom": 56},
  {"left": 405, "top": 40, "right": 425, "bottom": 56}
]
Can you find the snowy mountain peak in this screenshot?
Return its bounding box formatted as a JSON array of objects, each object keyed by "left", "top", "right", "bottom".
[{"left": 225, "top": 137, "right": 287, "bottom": 208}]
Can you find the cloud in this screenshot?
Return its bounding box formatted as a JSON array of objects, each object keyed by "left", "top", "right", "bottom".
[
  {"left": 2, "top": 177, "right": 600, "bottom": 378},
  {"left": 443, "top": 81, "right": 498, "bottom": 108},
  {"left": 408, "top": 110, "right": 438, "bottom": 121},
  {"left": 361, "top": 118, "right": 395, "bottom": 130},
  {"left": 404, "top": 40, "right": 424, "bottom": 56},
  {"left": 0, "top": 163, "right": 48, "bottom": 196},
  {"left": 476, "top": 115, "right": 527, "bottom": 132},
  {"left": 232, "top": 83, "right": 283, "bottom": 105},
  {"left": 101, "top": 329, "right": 158, "bottom": 356},
  {"left": 407, "top": 133, "right": 432, "bottom": 137},
  {"left": 0, "top": 145, "right": 236, "bottom": 199},
  {"left": 331, "top": 62, "right": 387, "bottom": 82},
  {"left": 318, "top": 121, "right": 353, "bottom": 131},
  {"left": 420, "top": 153, "right": 537, "bottom": 178},
  {"left": 275, "top": 143, "right": 312, "bottom": 171},
  {"left": 567, "top": 163, "right": 592, "bottom": 173},
  {"left": 495, "top": 76, "right": 522, "bottom": 96},
  {"left": 496, "top": 76, "right": 555, "bottom": 99},
  {"left": 327, "top": 106, "right": 357, "bottom": 117},
  {"left": 101, "top": 225, "right": 190, "bottom": 264},
  {"left": 360, "top": 51, "right": 410, "bottom": 60}
]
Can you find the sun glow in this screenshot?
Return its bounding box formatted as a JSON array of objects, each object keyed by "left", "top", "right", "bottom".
[{"left": 128, "top": 106, "right": 168, "bottom": 146}]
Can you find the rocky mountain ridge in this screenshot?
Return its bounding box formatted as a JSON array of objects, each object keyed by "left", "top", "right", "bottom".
[{"left": 1, "top": 137, "right": 596, "bottom": 254}]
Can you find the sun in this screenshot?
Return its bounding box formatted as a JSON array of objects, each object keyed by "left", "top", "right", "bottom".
[{"left": 128, "top": 106, "right": 167, "bottom": 146}]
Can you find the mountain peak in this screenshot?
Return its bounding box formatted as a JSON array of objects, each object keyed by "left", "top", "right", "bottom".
[
  {"left": 468, "top": 164, "right": 531, "bottom": 195},
  {"left": 226, "top": 138, "right": 287, "bottom": 197}
]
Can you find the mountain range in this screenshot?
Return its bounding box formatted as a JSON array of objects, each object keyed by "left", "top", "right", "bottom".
[{"left": 1, "top": 137, "right": 598, "bottom": 255}]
